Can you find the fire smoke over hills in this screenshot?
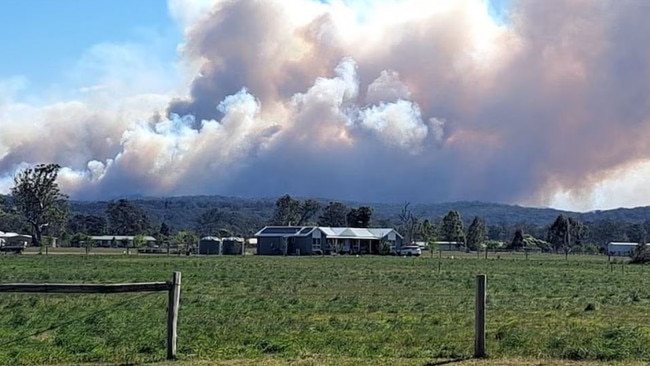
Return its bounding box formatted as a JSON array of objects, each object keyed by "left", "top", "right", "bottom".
[{"left": 2, "top": 0, "right": 650, "bottom": 211}]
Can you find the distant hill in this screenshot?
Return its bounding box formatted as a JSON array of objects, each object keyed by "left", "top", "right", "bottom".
[
  {"left": 578, "top": 207, "right": 650, "bottom": 223},
  {"left": 67, "top": 195, "right": 650, "bottom": 231}
]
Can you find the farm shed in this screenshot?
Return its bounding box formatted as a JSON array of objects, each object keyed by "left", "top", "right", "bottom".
[
  {"left": 90, "top": 235, "right": 156, "bottom": 248},
  {"left": 0, "top": 232, "right": 32, "bottom": 247},
  {"left": 607, "top": 242, "right": 648, "bottom": 256},
  {"left": 221, "top": 237, "right": 245, "bottom": 255},
  {"left": 255, "top": 226, "right": 403, "bottom": 256},
  {"left": 199, "top": 237, "right": 222, "bottom": 255},
  {"left": 434, "top": 241, "right": 464, "bottom": 251}
]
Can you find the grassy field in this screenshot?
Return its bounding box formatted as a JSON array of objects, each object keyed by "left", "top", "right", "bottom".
[{"left": 0, "top": 251, "right": 648, "bottom": 365}]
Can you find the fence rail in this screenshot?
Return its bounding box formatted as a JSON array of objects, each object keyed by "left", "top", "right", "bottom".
[
  {"left": 0, "top": 271, "right": 181, "bottom": 360},
  {"left": 0, "top": 282, "right": 170, "bottom": 293}
]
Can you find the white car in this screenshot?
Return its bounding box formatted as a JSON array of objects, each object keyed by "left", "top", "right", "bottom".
[{"left": 399, "top": 246, "right": 422, "bottom": 256}]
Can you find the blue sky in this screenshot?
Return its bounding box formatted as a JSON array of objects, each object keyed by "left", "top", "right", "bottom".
[
  {"left": 1, "top": 0, "right": 509, "bottom": 97},
  {"left": 0, "top": 0, "right": 181, "bottom": 93}
]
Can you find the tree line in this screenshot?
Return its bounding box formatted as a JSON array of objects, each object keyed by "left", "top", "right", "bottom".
[{"left": 2, "top": 164, "right": 650, "bottom": 255}]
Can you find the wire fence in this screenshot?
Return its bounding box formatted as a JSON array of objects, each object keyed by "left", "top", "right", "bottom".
[
  {"left": 1, "top": 253, "right": 647, "bottom": 363},
  {"left": 0, "top": 292, "right": 159, "bottom": 348}
]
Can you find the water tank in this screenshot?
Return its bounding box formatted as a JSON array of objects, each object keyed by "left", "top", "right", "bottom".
[
  {"left": 221, "top": 237, "right": 245, "bottom": 255},
  {"left": 198, "top": 237, "right": 221, "bottom": 255}
]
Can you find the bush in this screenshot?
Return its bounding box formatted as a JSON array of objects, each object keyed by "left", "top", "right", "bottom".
[{"left": 630, "top": 244, "right": 650, "bottom": 264}]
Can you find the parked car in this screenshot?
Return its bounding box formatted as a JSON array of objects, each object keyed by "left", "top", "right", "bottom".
[{"left": 399, "top": 246, "right": 422, "bottom": 256}]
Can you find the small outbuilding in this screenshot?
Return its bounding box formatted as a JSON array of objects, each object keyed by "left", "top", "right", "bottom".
[
  {"left": 0, "top": 232, "right": 32, "bottom": 247},
  {"left": 90, "top": 235, "right": 156, "bottom": 248},
  {"left": 434, "top": 241, "right": 465, "bottom": 251},
  {"left": 198, "top": 237, "right": 222, "bottom": 255},
  {"left": 607, "top": 242, "right": 648, "bottom": 256}
]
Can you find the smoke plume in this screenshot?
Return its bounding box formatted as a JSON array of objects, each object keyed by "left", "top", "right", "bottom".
[{"left": 2, "top": 0, "right": 650, "bottom": 211}]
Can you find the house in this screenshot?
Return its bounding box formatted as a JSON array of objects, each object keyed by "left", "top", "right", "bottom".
[
  {"left": 90, "top": 235, "right": 156, "bottom": 248},
  {"left": 255, "top": 226, "right": 403, "bottom": 255},
  {"left": 0, "top": 231, "right": 32, "bottom": 247},
  {"left": 607, "top": 242, "right": 648, "bottom": 256}
]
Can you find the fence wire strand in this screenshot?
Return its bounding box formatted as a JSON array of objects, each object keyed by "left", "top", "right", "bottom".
[{"left": 0, "top": 291, "right": 160, "bottom": 348}]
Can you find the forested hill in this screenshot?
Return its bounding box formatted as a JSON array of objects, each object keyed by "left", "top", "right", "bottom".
[{"left": 68, "top": 195, "right": 650, "bottom": 231}]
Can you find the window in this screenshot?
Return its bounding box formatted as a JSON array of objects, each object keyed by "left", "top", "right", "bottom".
[{"left": 312, "top": 238, "right": 321, "bottom": 250}]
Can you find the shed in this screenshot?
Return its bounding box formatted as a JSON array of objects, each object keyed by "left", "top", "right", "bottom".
[
  {"left": 434, "top": 241, "right": 464, "bottom": 251},
  {"left": 199, "top": 237, "right": 222, "bottom": 255},
  {"left": 221, "top": 237, "right": 245, "bottom": 255},
  {"left": 0, "top": 232, "right": 32, "bottom": 247},
  {"left": 607, "top": 242, "right": 647, "bottom": 256}
]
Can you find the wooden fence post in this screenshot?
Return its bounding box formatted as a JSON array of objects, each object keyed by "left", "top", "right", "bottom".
[
  {"left": 475, "top": 274, "right": 486, "bottom": 358},
  {"left": 167, "top": 271, "right": 182, "bottom": 360},
  {"left": 0, "top": 275, "right": 179, "bottom": 359}
]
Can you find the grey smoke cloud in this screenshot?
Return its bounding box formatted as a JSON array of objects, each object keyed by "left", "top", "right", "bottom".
[{"left": 2, "top": 0, "right": 650, "bottom": 210}]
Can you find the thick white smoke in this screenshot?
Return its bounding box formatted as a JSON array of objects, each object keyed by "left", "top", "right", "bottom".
[{"left": 2, "top": 0, "right": 650, "bottom": 211}]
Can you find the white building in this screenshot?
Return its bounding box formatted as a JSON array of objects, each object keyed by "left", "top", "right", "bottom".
[
  {"left": 607, "top": 242, "right": 649, "bottom": 256},
  {"left": 90, "top": 235, "right": 156, "bottom": 248},
  {"left": 0, "top": 231, "right": 32, "bottom": 247},
  {"left": 435, "top": 241, "right": 465, "bottom": 251}
]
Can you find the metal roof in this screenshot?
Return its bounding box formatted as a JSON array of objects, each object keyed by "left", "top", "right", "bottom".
[
  {"left": 200, "top": 236, "right": 221, "bottom": 241},
  {"left": 607, "top": 242, "right": 643, "bottom": 245},
  {"left": 91, "top": 235, "right": 156, "bottom": 241},
  {"left": 0, "top": 232, "right": 32, "bottom": 239},
  {"left": 222, "top": 237, "right": 245, "bottom": 242},
  {"left": 254, "top": 226, "right": 315, "bottom": 237},
  {"left": 256, "top": 226, "right": 401, "bottom": 240}
]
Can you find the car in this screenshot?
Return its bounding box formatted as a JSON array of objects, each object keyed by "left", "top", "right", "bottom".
[{"left": 399, "top": 246, "right": 422, "bottom": 256}]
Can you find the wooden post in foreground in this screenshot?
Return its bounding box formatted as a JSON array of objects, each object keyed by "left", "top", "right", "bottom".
[
  {"left": 167, "top": 271, "right": 182, "bottom": 360},
  {"left": 474, "top": 274, "right": 487, "bottom": 358}
]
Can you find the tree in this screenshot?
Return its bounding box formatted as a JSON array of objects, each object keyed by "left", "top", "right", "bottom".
[
  {"left": 271, "top": 196, "right": 321, "bottom": 226},
  {"left": 271, "top": 195, "right": 301, "bottom": 225},
  {"left": 173, "top": 230, "right": 198, "bottom": 255},
  {"left": 67, "top": 214, "right": 106, "bottom": 235},
  {"left": 70, "top": 233, "right": 93, "bottom": 254},
  {"left": 626, "top": 223, "right": 647, "bottom": 244},
  {"left": 548, "top": 215, "right": 569, "bottom": 253},
  {"left": 83, "top": 234, "right": 94, "bottom": 254},
  {"left": 417, "top": 219, "right": 438, "bottom": 249},
  {"left": 466, "top": 216, "right": 487, "bottom": 251},
  {"left": 631, "top": 243, "right": 650, "bottom": 264},
  {"left": 0, "top": 198, "right": 28, "bottom": 233},
  {"left": 441, "top": 210, "right": 465, "bottom": 246},
  {"left": 509, "top": 228, "right": 525, "bottom": 250},
  {"left": 318, "top": 202, "right": 348, "bottom": 227},
  {"left": 547, "top": 215, "right": 586, "bottom": 259},
  {"left": 296, "top": 199, "right": 321, "bottom": 225},
  {"left": 398, "top": 202, "right": 418, "bottom": 245},
  {"left": 11, "top": 163, "right": 69, "bottom": 247},
  {"left": 133, "top": 234, "right": 147, "bottom": 254},
  {"left": 106, "top": 199, "right": 150, "bottom": 235},
  {"left": 121, "top": 237, "right": 130, "bottom": 254},
  {"left": 347, "top": 206, "right": 372, "bottom": 228},
  {"left": 159, "top": 222, "right": 171, "bottom": 255},
  {"left": 587, "top": 219, "right": 628, "bottom": 247},
  {"left": 84, "top": 215, "right": 107, "bottom": 235}
]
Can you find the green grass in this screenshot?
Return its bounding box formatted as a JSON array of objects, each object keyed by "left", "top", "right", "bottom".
[{"left": 0, "top": 252, "right": 648, "bottom": 365}]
